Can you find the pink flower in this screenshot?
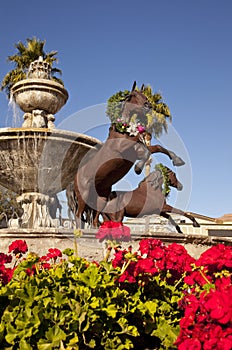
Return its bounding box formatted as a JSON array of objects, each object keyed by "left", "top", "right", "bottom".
[{"left": 137, "top": 125, "right": 146, "bottom": 133}]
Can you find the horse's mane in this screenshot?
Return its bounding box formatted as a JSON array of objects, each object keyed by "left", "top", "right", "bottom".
[{"left": 138, "top": 169, "right": 163, "bottom": 190}]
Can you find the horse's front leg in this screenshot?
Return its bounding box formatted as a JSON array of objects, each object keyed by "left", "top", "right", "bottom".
[
  {"left": 134, "top": 145, "right": 151, "bottom": 174},
  {"left": 160, "top": 211, "right": 183, "bottom": 233},
  {"left": 161, "top": 204, "right": 200, "bottom": 228},
  {"left": 148, "top": 145, "right": 185, "bottom": 166}
]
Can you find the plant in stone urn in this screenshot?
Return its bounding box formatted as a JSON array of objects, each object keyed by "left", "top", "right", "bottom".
[
  {"left": 0, "top": 37, "right": 68, "bottom": 128},
  {"left": 1, "top": 37, "right": 63, "bottom": 98}
]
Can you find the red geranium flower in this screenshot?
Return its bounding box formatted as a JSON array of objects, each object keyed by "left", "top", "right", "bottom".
[
  {"left": 134, "top": 257, "right": 158, "bottom": 277},
  {"left": 8, "top": 240, "right": 28, "bottom": 255},
  {"left": 112, "top": 249, "right": 128, "bottom": 268},
  {"left": 0, "top": 252, "right": 12, "bottom": 264},
  {"left": 0, "top": 266, "right": 14, "bottom": 285},
  {"left": 118, "top": 261, "right": 137, "bottom": 283},
  {"left": 139, "top": 238, "right": 164, "bottom": 256},
  {"left": 96, "top": 221, "right": 131, "bottom": 242},
  {"left": 215, "top": 276, "right": 231, "bottom": 289},
  {"left": 165, "top": 243, "right": 195, "bottom": 273},
  {"left": 204, "top": 285, "right": 232, "bottom": 324},
  {"left": 41, "top": 262, "right": 51, "bottom": 270},
  {"left": 177, "top": 337, "right": 201, "bottom": 350},
  {"left": 47, "top": 248, "right": 62, "bottom": 260},
  {"left": 184, "top": 269, "right": 212, "bottom": 287},
  {"left": 196, "top": 244, "right": 232, "bottom": 274}
]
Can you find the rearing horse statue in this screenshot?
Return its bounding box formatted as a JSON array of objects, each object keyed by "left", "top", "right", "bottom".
[{"left": 74, "top": 82, "right": 185, "bottom": 228}]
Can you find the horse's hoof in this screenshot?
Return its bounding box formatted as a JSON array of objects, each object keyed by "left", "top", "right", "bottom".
[
  {"left": 175, "top": 225, "right": 183, "bottom": 233},
  {"left": 193, "top": 221, "right": 200, "bottom": 227},
  {"left": 134, "top": 165, "right": 142, "bottom": 175},
  {"left": 172, "top": 157, "right": 185, "bottom": 167}
]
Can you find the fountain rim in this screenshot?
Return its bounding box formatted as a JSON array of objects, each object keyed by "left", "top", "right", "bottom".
[
  {"left": 0, "top": 127, "right": 103, "bottom": 147},
  {"left": 11, "top": 78, "right": 69, "bottom": 99}
]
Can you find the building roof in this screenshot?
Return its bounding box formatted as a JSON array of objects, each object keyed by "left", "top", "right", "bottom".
[{"left": 218, "top": 213, "right": 232, "bottom": 223}]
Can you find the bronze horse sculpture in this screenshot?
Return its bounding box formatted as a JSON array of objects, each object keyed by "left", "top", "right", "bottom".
[
  {"left": 101, "top": 167, "right": 200, "bottom": 233},
  {"left": 74, "top": 82, "right": 185, "bottom": 228}
]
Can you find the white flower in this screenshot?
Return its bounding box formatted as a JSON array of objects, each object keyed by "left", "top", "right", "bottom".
[{"left": 127, "top": 123, "right": 139, "bottom": 136}]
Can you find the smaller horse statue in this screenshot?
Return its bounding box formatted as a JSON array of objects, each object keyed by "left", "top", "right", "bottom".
[{"left": 101, "top": 167, "right": 200, "bottom": 233}]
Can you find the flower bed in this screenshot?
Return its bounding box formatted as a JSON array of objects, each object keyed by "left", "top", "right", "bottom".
[{"left": 0, "top": 238, "right": 231, "bottom": 349}]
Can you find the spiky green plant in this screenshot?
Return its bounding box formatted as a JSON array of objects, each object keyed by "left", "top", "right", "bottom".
[
  {"left": 1, "top": 37, "right": 63, "bottom": 98},
  {"left": 142, "top": 85, "right": 172, "bottom": 137}
]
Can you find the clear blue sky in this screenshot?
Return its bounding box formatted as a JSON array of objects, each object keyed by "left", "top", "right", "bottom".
[{"left": 0, "top": 0, "right": 231, "bottom": 218}]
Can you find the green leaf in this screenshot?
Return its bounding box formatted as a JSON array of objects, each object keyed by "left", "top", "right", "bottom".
[
  {"left": 78, "top": 266, "right": 101, "bottom": 289},
  {"left": 144, "top": 300, "right": 157, "bottom": 317},
  {"left": 53, "top": 290, "right": 67, "bottom": 307},
  {"left": 89, "top": 296, "right": 100, "bottom": 309},
  {"left": 103, "top": 304, "right": 118, "bottom": 318},
  {"left": 151, "top": 318, "right": 179, "bottom": 348},
  {"left": 19, "top": 339, "right": 33, "bottom": 350},
  {"left": 37, "top": 325, "right": 66, "bottom": 349},
  {"left": 62, "top": 248, "right": 74, "bottom": 256},
  {"left": 67, "top": 333, "right": 79, "bottom": 346}
]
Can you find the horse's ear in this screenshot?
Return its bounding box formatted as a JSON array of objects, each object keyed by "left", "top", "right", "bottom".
[
  {"left": 131, "top": 81, "right": 137, "bottom": 91},
  {"left": 140, "top": 84, "right": 145, "bottom": 92}
]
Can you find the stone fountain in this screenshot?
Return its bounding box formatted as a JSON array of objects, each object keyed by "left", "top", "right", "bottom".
[{"left": 0, "top": 57, "right": 101, "bottom": 229}]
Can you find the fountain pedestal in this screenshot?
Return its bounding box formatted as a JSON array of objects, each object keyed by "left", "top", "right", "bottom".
[{"left": 17, "top": 192, "right": 57, "bottom": 228}]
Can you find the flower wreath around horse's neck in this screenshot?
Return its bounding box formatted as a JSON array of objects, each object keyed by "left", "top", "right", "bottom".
[
  {"left": 106, "top": 85, "right": 172, "bottom": 139},
  {"left": 155, "top": 163, "right": 171, "bottom": 197}
]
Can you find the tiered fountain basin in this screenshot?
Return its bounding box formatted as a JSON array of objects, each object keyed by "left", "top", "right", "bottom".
[
  {"left": 11, "top": 79, "right": 68, "bottom": 115},
  {"left": 0, "top": 127, "right": 101, "bottom": 195},
  {"left": 0, "top": 127, "right": 102, "bottom": 229}
]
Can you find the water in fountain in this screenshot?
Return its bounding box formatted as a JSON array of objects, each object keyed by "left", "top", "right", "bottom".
[{"left": 7, "top": 94, "right": 23, "bottom": 127}]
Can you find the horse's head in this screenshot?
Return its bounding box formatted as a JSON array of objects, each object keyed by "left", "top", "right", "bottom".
[
  {"left": 138, "top": 170, "right": 163, "bottom": 190},
  {"left": 121, "top": 81, "right": 151, "bottom": 123},
  {"left": 166, "top": 167, "right": 183, "bottom": 191},
  {"left": 144, "top": 167, "right": 183, "bottom": 195}
]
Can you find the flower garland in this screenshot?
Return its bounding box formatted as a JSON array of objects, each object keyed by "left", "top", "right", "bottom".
[
  {"left": 155, "top": 163, "right": 171, "bottom": 196},
  {"left": 106, "top": 85, "right": 172, "bottom": 138},
  {"left": 114, "top": 118, "right": 146, "bottom": 136}
]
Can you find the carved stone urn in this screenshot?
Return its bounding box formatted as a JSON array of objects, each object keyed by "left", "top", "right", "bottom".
[{"left": 10, "top": 57, "right": 69, "bottom": 128}]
